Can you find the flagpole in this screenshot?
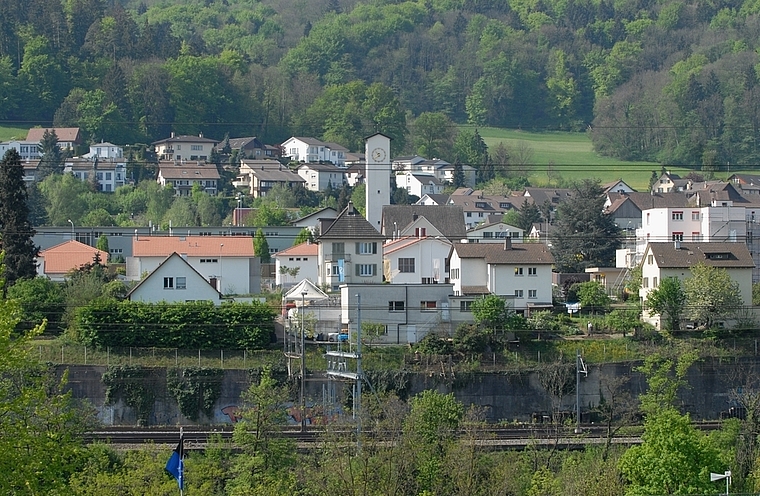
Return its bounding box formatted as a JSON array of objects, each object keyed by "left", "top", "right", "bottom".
[{"left": 179, "top": 426, "right": 184, "bottom": 496}]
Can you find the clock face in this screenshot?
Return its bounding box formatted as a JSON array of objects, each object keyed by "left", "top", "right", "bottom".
[{"left": 371, "top": 147, "right": 386, "bottom": 162}]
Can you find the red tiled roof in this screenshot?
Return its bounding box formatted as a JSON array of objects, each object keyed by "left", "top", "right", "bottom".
[
  {"left": 26, "top": 127, "right": 81, "bottom": 143},
  {"left": 274, "top": 242, "right": 318, "bottom": 257},
  {"left": 132, "top": 236, "right": 255, "bottom": 257},
  {"left": 38, "top": 240, "right": 108, "bottom": 275}
]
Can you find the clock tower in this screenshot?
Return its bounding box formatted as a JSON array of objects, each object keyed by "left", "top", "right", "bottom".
[{"left": 364, "top": 133, "right": 391, "bottom": 232}]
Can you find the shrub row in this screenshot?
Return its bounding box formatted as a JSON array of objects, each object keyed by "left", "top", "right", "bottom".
[{"left": 73, "top": 300, "right": 276, "bottom": 350}]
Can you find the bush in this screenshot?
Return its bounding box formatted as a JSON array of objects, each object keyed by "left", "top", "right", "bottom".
[
  {"left": 453, "top": 324, "right": 489, "bottom": 353},
  {"left": 415, "top": 332, "right": 453, "bottom": 355}
]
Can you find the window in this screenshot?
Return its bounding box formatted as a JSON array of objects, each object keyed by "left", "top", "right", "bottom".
[
  {"left": 420, "top": 301, "right": 437, "bottom": 310},
  {"left": 421, "top": 277, "right": 436, "bottom": 284},
  {"left": 191, "top": 144, "right": 203, "bottom": 151},
  {"left": 389, "top": 301, "right": 405, "bottom": 311},
  {"left": 672, "top": 232, "right": 683, "bottom": 241},
  {"left": 460, "top": 300, "right": 473, "bottom": 312},
  {"left": 357, "top": 264, "right": 375, "bottom": 276},
  {"left": 647, "top": 255, "right": 653, "bottom": 265},
  {"left": 176, "top": 145, "right": 181, "bottom": 150},
  {"left": 643, "top": 277, "right": 649, "bottom": 288},
  {"left": 332, "top": 242, "right": 345, "bottom": 255},
  {"left": 514, "top": 290, "right": 524, "bottom": 298},
  {"left": 176, "top": 277, "right": 186, "bottom": 290},
  {"left": 466, "top": 212, "right": 472, "bottom": 217},
  {"left": 692, "top": 211, "right": 700, "bottom": 221},
  {"left": 398, "top": 258, "right": 415, "bottom": 273},
  {"left": 528, "top": 289, "right": 537, "bottom": 299},
  {"left": 200, "top": 258, "right": 218, "bottom": 263},
  {"left": 514, "top": 267, "right": 524, "bottom": 276},
  {"left": 528, "top": 267, "right": 537, "bottom": 276},
  {"left": 652, "top": 277, "right": 658, "bottom": 288},
  {"left": 163, "top": 277, "right": 174, "bottom": 289},
  {"left": 357, "top": 242, "right": 377, "bottom": 254},
  {"left": 450, "top": 268, "right": 459, "bottom": 279},
  {"left": 672, "top": 211, "right": 683, "bottom": 220}
]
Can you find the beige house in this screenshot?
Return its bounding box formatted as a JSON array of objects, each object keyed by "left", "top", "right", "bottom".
[
  {"left": 639, "top": 242, "right": 754, "bottom": 328},
  {"left": 157, "top": 161, "right": 220, "bottom": 196},
  {"left": 152, "top": 133, "right": 218, "bottom": 161}
]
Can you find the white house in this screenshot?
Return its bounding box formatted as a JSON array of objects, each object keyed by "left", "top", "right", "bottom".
[
  {"left": 234, "top": 159, "right": 305, "bottom": 198},
  {"left": 274, "top": 241, "right": 319, "bottom": 288},
  {"left": 26, "top": 127, "right": 82, "bottom": 151},
  {"left": 0, "top": 140, "right": 42, "bottom": 160},
  {"left": 281, "top": 137, "right": 348, "bottom": 167},
  {"left": 449, "top": 239, "right": 554, "bottom": 314},
  {"left": 383, "top": 234, "right": 452, "bottom": 284},
  {"left": 317, "top": 202, "right": 386, "bottom": 291},
  {"left": 127, "top": 235, "right": 260, "bottom": 295},
  {"left": 290, "top": 207, "right": 338, "bottom": 232},
  {"left": 447, "top": 190, "right": 521, "bottom": 229},
  {"left": 127, "top": 253, "right": 223, "bottom": 304},
  {"left": 85, "top": 142, "right": 124, "bottom": 159},
  {"left": 63, "top": 157, "right": 128, "bottom": 192},
  {"left": 296, "top": 163, "right": 346, "bottom": 191},
  {"left": 639, "top": 242, "right": 754, "bottom": 328},
  {"left": 395, "top": 172, "right": 445, "bottom": 198},
  {"left": 382, "top": 204, "right": 467, "bottom": 242},
  {"left": 152, "top": 133, "right": 218, "bottom": 161},
  {"left": 466, "top": 216, "right": 523, "bottom": 243}
]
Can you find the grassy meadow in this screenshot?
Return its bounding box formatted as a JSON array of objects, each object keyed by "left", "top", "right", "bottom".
[
  {"left": 0, "top": 126, "right": 30, "bottom": 141},
  {"left": 476, "top": 127, "right": 689, "bottom": 190}
]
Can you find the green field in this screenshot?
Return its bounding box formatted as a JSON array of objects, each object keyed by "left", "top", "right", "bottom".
[
  {"left": 0, "top": 126, "right": 30, "bottom": 141},
  {"left": 476, "top": 127, "right": 679, "bottom": 190}
]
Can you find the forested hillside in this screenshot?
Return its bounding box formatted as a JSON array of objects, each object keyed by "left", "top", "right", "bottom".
[{"left": 0, "top": 0, "right": 758, "bottom": 165}]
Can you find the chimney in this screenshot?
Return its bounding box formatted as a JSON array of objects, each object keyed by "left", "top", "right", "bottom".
[
  {"left": 199, "top": 132, "right": 203, "bottom": 138},
  {"left": 504, "top": 238, "right": 512, "bottom": 250},
  {"left": 347, "top": 201, "right": 355, "bottom": 215},
  {"left": 412, "top": 213, "right": 418, "bottom": 221},
  {"left": 170, "top": 132, "right": 175, "bottom": 138},
  {"left": 674, "top": 240, "right": 681, "bottom": 250}
]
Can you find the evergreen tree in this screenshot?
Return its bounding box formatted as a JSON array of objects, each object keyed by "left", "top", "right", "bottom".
[
  {"left": 550, "top": 179, "right": 621, "bottom": 273},
  {"left": 452, "top": 163, "right": 466, "bottom": 188},
  {"left": 254, "top": 228, "right": 271, "bottom": 263},
  {"left": 0, "top": 150, "right": 38, "bottom": 288},
  {"left": 38, "top": 129, "right": 63, "bottom": 179},
  {"left": 515, "top": 198, "right": 543, "bottom": 233}
]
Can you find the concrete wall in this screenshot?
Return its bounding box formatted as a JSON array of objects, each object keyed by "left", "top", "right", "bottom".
[{"left": 59, "top": 358, "right": 753, "bottom": 426}]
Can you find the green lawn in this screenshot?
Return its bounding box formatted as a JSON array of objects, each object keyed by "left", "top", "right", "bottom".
[
  {"left": 474, "top": 127, "right": 685, "bottom": 190},
  {"left": 0, "top": 125, "right": 30, "bottom": 141}
]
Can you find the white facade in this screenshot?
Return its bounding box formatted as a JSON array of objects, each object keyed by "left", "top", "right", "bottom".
[
  {"left": 281, "top": 137, "right": 347, "bottom": 166},
  {"left": 466, "top": 221, "right": 523, "bottom": 243},
  {"left": 296, "top": 163, "right": 346, "bottom": 191},
  {"left": 128, "top": 254, "right": 223, "bottom": 304},
  {"left": 394, "top": 172, "right": 444, "bottom": 198},
  {"left": 274, "top": 243, "right": 319, "bottom": 288},
  {"left": 0, "top": 140, "right": 42, "bottom": 160},
  {"left": 364, "top": 133, "right": 391, "bottom": 232},
  {"left": 86, "top": 142, "right": 124, "bottom": 159},
  {"left": 128, "top": 254, "right": 255, "bottom": 295},
  {"left": 152, "top": 134, "right": 218, "bottom": 161},
  {"left": 383, "top": 236, "right": 452, "bottom": 284},
  {"left": 63, "top": 158, "right": 128, "bottom": 192},
  {"left": 318, "top": 239, "right": 384, "bottom": 290}
]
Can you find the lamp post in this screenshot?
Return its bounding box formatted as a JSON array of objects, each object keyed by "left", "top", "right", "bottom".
[
  {"left": 710, "top": 470, "right": 731, "bottom": 495},
  {"left": 219, "top": 244, "right": 224, "bottom": 294},
  {"left": 300, "top": 291, "right": 307, "bottom": 432},
  {"left": 68, "top": 219, "right": 74, "bottom": 240}
]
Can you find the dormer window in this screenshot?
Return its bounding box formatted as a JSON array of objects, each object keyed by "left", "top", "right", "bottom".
[{"left": 705, "top": 252, "right": 731, "bottom": 260}]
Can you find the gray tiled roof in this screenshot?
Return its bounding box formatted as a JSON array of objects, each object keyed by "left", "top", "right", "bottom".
[
  {"left": 610, "top": 191, "right": 692, "bottom": 210},
  {"left": 152, "top": 135, "right": 218, "bottom": 145},
  {"left": 319, "top": 203, "right": 385, "bottom": 240},
  {"left": 381, "top": 205, "right": 467, "bottom": 240},
  {"left": 453, "top": 241, "right": 554, "bottom": 265},
  {"left": 646, "top": 242, "right": 754, "bottom": 269},
  {"left": 416, "top": 193, "right": 450, "bottom": 205},
  {"left": 461, "top": 285, "right": 490, "bottom": 295}
]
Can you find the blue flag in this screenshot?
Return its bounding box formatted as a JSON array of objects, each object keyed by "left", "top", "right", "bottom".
[{"left": 165, "top": 434, "right": 184, "bottom": 490}]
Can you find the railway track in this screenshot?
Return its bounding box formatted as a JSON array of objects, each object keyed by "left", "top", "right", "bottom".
[{"left": 84, "top": 421, "right": 724, "bottom": 450}]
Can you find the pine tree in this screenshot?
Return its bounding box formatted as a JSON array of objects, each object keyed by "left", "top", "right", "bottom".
[
  {"left": 254, "top": 228, "right": 271, "bottom": 263},
  {"left": 38, "top": 129, "right": 63, "bottom": 180},
  {"left": 0, "top": 150, "right": 38, "bottom": 288}
]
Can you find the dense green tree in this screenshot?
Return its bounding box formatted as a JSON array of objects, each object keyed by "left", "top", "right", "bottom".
[
  {"left": 38, "top": 173, "right": 90, "bottom": 226},
  {"left": 550, "top": 179, "right": 622, "bottom": 273},
  {"left": 575, "top": 280, "right": 612, "bottom": 313},
  {"left": 254, "top": 228, "right": 271, "bottom": 263},
  {"left": 515, "top": 198, "right": 543, "bottom": 233},
  {"left": 6, "top": 277, "right": 65, "bottom": 333},
  {"left": 0, "top": 150, "right": 38, "bottom": 287},
  {"left": 645, "top": 277, "right": 686, "bottom": 331},
  {"left": 683, "top": 263, "right": 743, "bottom": 329},
  {"left": 38, "top": 128, "right": 63, "bottom": 179},
  {"left": 293, "top": 228, "right": 315, "bottom": 246},
  {"left": 17, "top": 34, "right": 68, "bottom": 121},
  {"left": 410, "top": 111, "right": 457, "bottom": 159},
  {"left": 453, "top": 128, "right": 490, "bottom": 182}
]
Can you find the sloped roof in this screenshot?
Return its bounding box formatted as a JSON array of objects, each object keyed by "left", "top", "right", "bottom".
[
  {"left": 38, "top": 240, "right": 108, "bottom": 275},
  {"left": 26, "top": 127, "right": 81, "bottom": 143},
  {"left": 152, "top": 135, "right": 218, "bottom": 145},
  {"left": 284, "top": 278, "right": 329, "bottom": 301},
  {"left": 226, "top": 137, "right": 262, "bottom": 150},
  {"left": 274, "top": 242, "right": 319, "bottom": 257},
  {"left": 318, "top": 203, "right": 385, "bottom": 240},
  {"left": 410, "top": 173, "right": 444, "bottom": 185},
  {"left": 133, "top": 236, "right": 255, "bottom": 257},
  {"left": 126, "top": 252, "right": 222, "bottom": 299},
  {"left": 381, "top": 205, "right": 466, "bottom": 240},
  {"left": 452, "top": 242, "right": 554, "bottom": 265},
  {"left": 608, "top": 191, "right": 691, "bottom": 211},
  {"left": 297, "top": 163, "right": 345, "bottom": 173},
  {"left": 415, "top": 193, "right": 450, "bottom": 205},
  {"left": 383, "top": 235, "right": 451, "bottom": 256},
  {"left": 157, "top": 162, "right": 220, "bottom": 180},
  {"left": 645, "top": 242, "right": 754, "bottom": 269}
]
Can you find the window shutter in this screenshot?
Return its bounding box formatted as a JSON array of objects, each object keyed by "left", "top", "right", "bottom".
[
  {"left": 372, "top": 264, "right": 377, "bottom": 276},
  {"left": 355, "top": 264, "right": 360, "bottom": 276},
  {"left": 355, "top": 242, "right": 360, "bottom": 254},
  {"left": 372, "top": 242, "right": 377, "bottom": 254}
]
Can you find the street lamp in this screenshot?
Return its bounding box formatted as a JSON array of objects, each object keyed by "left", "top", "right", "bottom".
[
  {"left": 68, "top": 219, "right": 74, "bottom": 240},
  {"left": 300, "top": 291, "right": 307, "bottom": 432},
  {"left": 710, "top": 470, "right": 731, "bottom": 495}
]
